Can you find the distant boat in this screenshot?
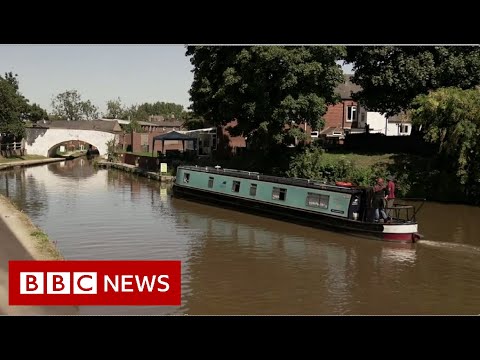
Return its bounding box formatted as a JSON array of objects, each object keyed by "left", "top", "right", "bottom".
[
  {"left": 86, "top": 147, "right": 99, "bottom": 157},
  {"left": 172, "top": 165, "right": 424, "bottom": 243}
]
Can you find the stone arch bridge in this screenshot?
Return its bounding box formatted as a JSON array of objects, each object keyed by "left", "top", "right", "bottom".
[{"left": 24, "top": 120, "right": 122, "bottom": 157}]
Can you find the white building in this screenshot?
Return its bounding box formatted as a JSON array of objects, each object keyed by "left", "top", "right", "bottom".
[{"left": 357, "top": 108, "right": 412, "bottom": 136}]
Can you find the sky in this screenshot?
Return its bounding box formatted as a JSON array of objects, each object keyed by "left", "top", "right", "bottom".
[{"left": 0, "top": 45, "right": 354, "bottom": 116}]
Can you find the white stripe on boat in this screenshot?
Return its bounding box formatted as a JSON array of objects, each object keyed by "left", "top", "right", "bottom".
[{"left": 382, "top": 224, "right": 418, "bottom": 233}]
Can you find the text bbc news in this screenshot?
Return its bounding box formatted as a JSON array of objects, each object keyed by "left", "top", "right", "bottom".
[{"left": 9, "top": 260, "right": 181, "bottom": 306}]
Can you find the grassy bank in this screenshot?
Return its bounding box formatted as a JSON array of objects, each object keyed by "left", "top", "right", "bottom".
[
  {"left": 0, "top": 154, "right": 47, "bottom": 164},
  {"left": 30, "top": 230, "right": 63, "bottom": 260},
  {"left": 320, "top": 152, "right": 395, "bottom": 168}
]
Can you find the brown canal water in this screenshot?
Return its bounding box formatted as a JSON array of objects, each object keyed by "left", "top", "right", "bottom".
[{"left": 1, "top": 158, "right": 480, "bottom": 315}]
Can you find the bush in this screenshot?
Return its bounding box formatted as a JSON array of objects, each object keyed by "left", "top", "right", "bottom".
[{"left": 287, "top": 146, "right": 394, "bottom": 189}]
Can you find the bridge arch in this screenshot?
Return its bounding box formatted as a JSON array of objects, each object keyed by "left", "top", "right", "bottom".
[
  {"left": 25, "top": 128, "right": 117, "bottom": 157},
  {"left": 46, "top": 139, "right": 97, "bottom": 157}
]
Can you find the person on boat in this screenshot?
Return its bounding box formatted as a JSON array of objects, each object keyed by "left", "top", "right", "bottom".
[
  {"left": 373, "top": 177, "right": 389, "bottom": 223},
  {"left": 386, "top": 175, "right": 396, "bottom": 216}
]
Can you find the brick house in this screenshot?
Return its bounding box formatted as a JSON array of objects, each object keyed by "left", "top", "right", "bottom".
[
  {"left": 318, "top": 74, "right": 413, "bottom": 142},
  {"left": 113, "top": 118, "right": 186, "bottom": 154},
  {"left": 217, "top": 120, "right": 246, "bottom": 156},
  {"left": 181, "top": 120, "right": 247, "bottom": 158},
  {"left": 318, "top": 75, "right": 363, "bottom": 143}
]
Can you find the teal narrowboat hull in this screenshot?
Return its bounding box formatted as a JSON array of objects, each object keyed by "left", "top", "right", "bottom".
[{"left": 172, "top": 166, "right": 420, "bottom": 243}]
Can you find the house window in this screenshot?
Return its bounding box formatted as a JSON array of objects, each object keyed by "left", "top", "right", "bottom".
[
  {"left": 400, "top": 124, "right": 409, "bottom": 134},
  {"left": 208, "top": 176, "right": 214, "bottom": 188},
  {"left": 306, "top": 192, "right": 329, "bottom": 209},
  {"left": 250, "top": 183, "right": 257, "bottom": 196},
  {"left": 183, "top": 173, "right": 190, "bottom": 183},
  {"left": 346, "top": 105, "right": 357, "bottom": 122},
  {"left": 232, "top": 180, "right": 241, "bottom": 192},
  {"left": 272, "top": 187, "right": 287, "bottom": 201}
]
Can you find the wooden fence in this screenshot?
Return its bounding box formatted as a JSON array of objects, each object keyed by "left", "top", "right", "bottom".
[{"left": 0, "top": 141, "right": 26, "bottom": 157}]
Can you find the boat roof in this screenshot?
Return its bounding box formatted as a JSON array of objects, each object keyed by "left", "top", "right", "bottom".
[{"left": 178, "top": 165, "right": 365, "bottom": 194}]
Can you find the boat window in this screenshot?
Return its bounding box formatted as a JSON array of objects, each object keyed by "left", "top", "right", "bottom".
[
  {"left": 272, "top": 187, "right": 287, "bottom": 201},
  {"left": 183, "top": 173, "right": 190, "bottom": 183},
  {"left": 232, "top": 180, "right": 241, "bottom": 192},
  {"left": 250, "top": 183, "right": 257, "bottom": 196},
  {"left": 306, "top": 192, "right": 329, "bottom": 209},
  {"left": 208, "top": 176, "right": 214, "bottom": 188}
]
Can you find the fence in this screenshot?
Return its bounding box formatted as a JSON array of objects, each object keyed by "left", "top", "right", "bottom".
[{"left": 0, "top": 141, "right": 25, "bottom": 157}]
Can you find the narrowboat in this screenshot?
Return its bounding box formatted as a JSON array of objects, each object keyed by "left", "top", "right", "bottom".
[{"left": 172, "top": 165, "right": 424, "bottom": 243}]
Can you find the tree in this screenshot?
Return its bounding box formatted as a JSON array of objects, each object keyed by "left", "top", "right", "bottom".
[
  {"left": 123, "top": 104, "right": 149, "bottom": 122},
  {"left": 0, "top": 73, "right": 29, "bottom": 139},
  {"left": 139, "top": 102, "right": 185, "bottom": 119},
  {"left": 51, "top": 90, "right": 98, "bottom": 121},
  {"left": 182, "top": 112, "right": 207, "bottom": 130},
  {"left": 105, "top": 97, "right": 126, "bottom": 119},
  {"left": 411, "top": 87, "right": 480, "bottom": 196},
  {"left": 345, "top": 46, "right": 480, "bottom": 116},
  {"left": 81, "top": 100, "right": 99, "bottom": 120},
  {"left": 24, "top": 103, "right": 48, "bottom": 123},
  {"left": 186, "top": 46, "right": 346, "bottom": 150},
  {"left": 3, "top": 71, "right": 19, "bottom": 90},
  {"left": 124, "top": 118, "right": 142, "bottom": 133}
]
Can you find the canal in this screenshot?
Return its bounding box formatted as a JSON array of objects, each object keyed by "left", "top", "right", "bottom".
[{"left": 1, "top": 157, "right": 480, "bottom": 315}]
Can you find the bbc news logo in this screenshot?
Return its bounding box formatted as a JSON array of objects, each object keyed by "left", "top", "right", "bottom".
[{"left": 9, "top": 260, "right": 181, "bottom": 306}]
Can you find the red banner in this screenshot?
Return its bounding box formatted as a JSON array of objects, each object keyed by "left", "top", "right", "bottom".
[{"left": 9, "top": 260, "right": 181, "bottom": 306}]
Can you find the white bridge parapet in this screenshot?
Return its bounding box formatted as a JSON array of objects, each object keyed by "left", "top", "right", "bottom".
[{"left": 25, "top": 128, "right": 116, "bottom": 157}]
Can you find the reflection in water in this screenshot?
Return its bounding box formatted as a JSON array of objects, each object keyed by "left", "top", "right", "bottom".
[
  {"left": 171, "top": 199, "right": 427, "bottom": 315},
  {"left": 1, "top": 168, "right": 49, "bottom": 219},
  {"left": 1, "top": 158, "right": 480, "bottom": 315},
  {"left": 47, "top": 158, "right": 96, "bottom": 180}
]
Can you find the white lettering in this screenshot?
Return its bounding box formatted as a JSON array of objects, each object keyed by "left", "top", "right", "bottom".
[
  {"left": 104, "top": 275, "right": 119, "bottom": 292},
  {"left": 135, "top": 275, "right": 156, "bottom": 292},
  {"left": 121, "top": 275, "right": 134, "bottom": 292},
  {"left": 157, "top": 275, "right": 170, "bottom": 292},
  {"left": 103, "top": 274, "right": 171, "bottom": 293}
]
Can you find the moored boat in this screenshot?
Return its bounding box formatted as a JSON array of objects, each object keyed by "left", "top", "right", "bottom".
[{"left": 172, "top": 165, "right": 424, "bottom": 243}]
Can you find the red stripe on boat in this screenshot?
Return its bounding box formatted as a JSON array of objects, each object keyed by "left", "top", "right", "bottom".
[{"left": 382, "top": 232, "right": 417, "bottom": 243}]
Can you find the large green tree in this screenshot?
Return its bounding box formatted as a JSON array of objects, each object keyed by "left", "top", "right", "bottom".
[
  {"left": 0, "top": 72, "right": 47, "bottom": 138},
  {"left": 51, "top": 90, "right": 99, "bottom": 121},
  {"left": 411, "top": 87, "right": 480, "bottom": 199},
  {"left": 0, "top": 75, "right": 26, "bottom": 138},
  {"left": 345, "top": 46, "right": 480, "bottom": 116},
  {"left": 25, "top": 103, "right": 49, "bottom": 123},
  {"left": 186, "top": 46, "right": 346, "bottom": 150}
]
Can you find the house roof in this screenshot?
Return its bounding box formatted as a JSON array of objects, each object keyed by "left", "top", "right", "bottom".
[
  {"left": 149, "top": 120, "right": 184, "bottom": 127},
  {"left": 335, "top": 74, "right": 362, "bottom": 100},
  {"left": 387, "top": 113, "right": 410, "bottom": 123},
  {"left": 153, "top": 131, "right": 196, "bottom": 141},
  {"left": 46, "top": 120, "right": 123, "bottom": 133},
  {"left": 100, "top": 118, "right": 184, "bottom": 128}
]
